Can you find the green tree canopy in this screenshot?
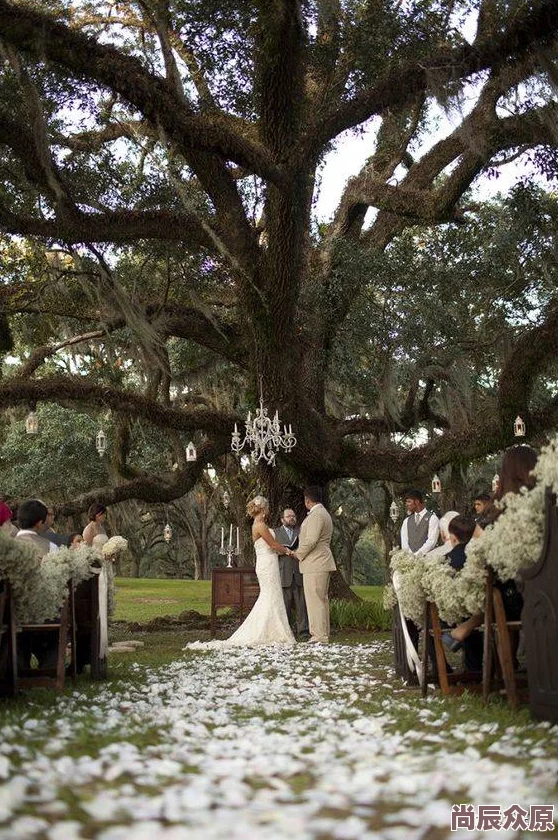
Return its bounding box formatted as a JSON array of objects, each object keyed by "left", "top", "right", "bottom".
[{"left": 0, "top": 0, "right": 557, "bottom": 512}]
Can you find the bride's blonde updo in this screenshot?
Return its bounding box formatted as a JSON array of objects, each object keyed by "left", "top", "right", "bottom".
[{"left": 246, "top": 495, "right": 269, "bottom": 518}]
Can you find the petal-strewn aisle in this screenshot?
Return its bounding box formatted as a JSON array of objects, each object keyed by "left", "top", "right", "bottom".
[{"left": 0, "top": 641, "right": 556, "bottom": 839}]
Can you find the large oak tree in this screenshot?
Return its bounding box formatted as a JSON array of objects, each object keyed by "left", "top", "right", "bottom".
[{"left": 0, "top": 0, "right": 557, "bottom": 514}]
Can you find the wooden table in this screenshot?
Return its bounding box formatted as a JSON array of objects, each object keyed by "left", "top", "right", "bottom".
[{"left": 210, "top": 567, "right": 259, "bottom": 637}]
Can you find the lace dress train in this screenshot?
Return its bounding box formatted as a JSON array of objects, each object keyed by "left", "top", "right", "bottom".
[{"left": 185, "top": 534, "right": 295, "bottom": 649}]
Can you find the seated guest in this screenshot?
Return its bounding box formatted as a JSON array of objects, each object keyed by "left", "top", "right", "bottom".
[
  {"left": 67, "top": 532, "right": 84, "bottom": 549},
  {"left": 16, "top": 499, "right": 58, "bottom": 559},
  {"left": 442, "top": 514, "right": 483, "bottom": 671},
  {"left": 446, "top": 515, "right": 476, "bottom": 570},
  {"left": 426, "top": 510, "right": 459, "bottom": 557},
  {"left": 15, "top": 499, "right": 60, "bottom": 670},
  {"left": 83, "top": 503, "right": 108, "bottom": 546}
]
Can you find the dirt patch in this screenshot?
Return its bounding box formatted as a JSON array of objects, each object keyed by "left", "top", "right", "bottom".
[{"left": 112, "top": 609, "right": 239, "bottom": 633}]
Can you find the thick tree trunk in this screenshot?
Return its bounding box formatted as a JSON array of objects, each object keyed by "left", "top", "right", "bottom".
[{"left": 328, "top": 570, "right": 360, "bottom": 601}]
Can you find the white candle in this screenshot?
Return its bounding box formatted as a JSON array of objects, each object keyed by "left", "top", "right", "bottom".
[
  {"left": 229, "top": 523, "right": 233, "bottom": 546},
  {"left": 236, "top": 526, "right": 240, "bottom": 552},
  {"left": 220, "top": 527, "right": 224, "bottom": 551}
]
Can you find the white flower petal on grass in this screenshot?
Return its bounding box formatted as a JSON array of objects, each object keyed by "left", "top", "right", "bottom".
[{"left": 47, "top": 822, "right": 84, "bottom": 840}]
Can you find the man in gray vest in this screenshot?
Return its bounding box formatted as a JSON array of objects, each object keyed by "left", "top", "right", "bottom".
[
  {"left": 275, "top": 508, "right": 309, "bottom": 639},
  {"left": 401, "top": 489, "right": 440, "bottom": 555},
  {"left": 397, "top": 489, "right": 441, "bottom": 683}
]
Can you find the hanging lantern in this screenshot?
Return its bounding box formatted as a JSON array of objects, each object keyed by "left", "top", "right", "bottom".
[
  {"left": 163, "top": 523, "right": 173, "bottom": 543},
  {"left": 222, "top": 490, "right": 230, "bottom": 509},
  {"left": 492, "top": 473, "right": 500, "bottom": 493},
  {"left": 25, "top": 411, "right": 39, "bottom": 434},
  {"left": 186, "top": 441, "right": 197, "bottom": 462},
  {"left": 514, "top": 415, "right": 526, "bottom": 437},
  {"left": 389, "top": 500, "right": 399, "bottom": 522},
  {"left": 95, "top": 429, "right": 107, "bottom": 457},
  {"left": 431, "top": 474, "right": 441, "bottom": 493}
]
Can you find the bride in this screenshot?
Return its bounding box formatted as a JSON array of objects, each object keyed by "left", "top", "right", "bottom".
[{"left": 185, "top": 495, "right": 296, "bottom": 648}]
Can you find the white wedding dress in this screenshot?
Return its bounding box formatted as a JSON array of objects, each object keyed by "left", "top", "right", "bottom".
[{"left": 185, "top": 533, "right": 296, "bottom": 649}]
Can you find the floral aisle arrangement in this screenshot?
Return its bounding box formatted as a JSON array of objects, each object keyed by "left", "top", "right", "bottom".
[
  {"left": 0, "top": 531, "right": 101, "bottom": 623},
  {"left": 388, "top": 433, "right": 558, "bottom": 625},
  {"left": 0, "top": 530, "right": 42, "bottom": 623},
  {"left": 384, "top": 549, "right": 427, "bottom": 625}
]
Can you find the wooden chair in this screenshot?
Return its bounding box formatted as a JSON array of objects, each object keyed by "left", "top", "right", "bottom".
[
  {"left": 0, "top": 582, "right": 17, "bottom": 697},
  {"left": 422, "top": 601, "right": 483, "bottom": 697},
  {"left": 482, "top": 570, "right": 526, "bottom": 710},
  {"left": 16, "top": 596, "right": 70, "bottom": 691}
]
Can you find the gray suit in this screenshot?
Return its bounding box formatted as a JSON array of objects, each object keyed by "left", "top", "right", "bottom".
[{"left": 275, "top": 524, "right": 309, "bottom": 637}]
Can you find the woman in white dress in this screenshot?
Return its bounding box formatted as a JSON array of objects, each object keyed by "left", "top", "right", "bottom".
[{"left": 186, "top": 495, "right": 296, "bottom": 649}]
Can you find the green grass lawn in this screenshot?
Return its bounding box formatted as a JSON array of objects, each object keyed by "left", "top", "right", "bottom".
[{"left": 113, "top": 577, "right": 385, "bottom": 623}]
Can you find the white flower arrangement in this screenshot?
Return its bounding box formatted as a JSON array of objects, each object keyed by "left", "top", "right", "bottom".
[
  {"left": 388, "top": 548, "right": 427, "bottom": 625},
  {"left": 0, "top": 531, "right": 101, "bottom": 624},
  {"left": 101, "top": 535, "right": 128, "bottom": 558}
]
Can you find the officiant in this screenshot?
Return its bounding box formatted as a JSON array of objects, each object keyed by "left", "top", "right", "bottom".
[{"left": 275, "top": 508, "right": 309, "bottom": 640}]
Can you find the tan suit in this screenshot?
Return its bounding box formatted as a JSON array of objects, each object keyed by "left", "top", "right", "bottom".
[{"left": 297, "top": 503, "right": 336, "bottom": 642}]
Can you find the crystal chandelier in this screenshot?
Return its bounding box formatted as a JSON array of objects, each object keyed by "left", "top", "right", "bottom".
[{"left": 231, "top": 380, "right": 296, "bottom": 466}]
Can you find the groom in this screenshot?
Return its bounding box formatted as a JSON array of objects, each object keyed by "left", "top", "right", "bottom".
[{"left": 296, "top": 486, "right": 337, "bottom": 644}]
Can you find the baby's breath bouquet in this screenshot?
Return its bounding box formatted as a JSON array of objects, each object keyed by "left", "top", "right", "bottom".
[
  {"left": 0, "top": 529, "right": 103, "bottom": 623},
  {"left": 101, "top": 535, "right": 128, "bottom": 558},
  {"left": 389, "top": 548, "right": 426, "bottom": 625},
  {"left": 534, "top": 434, "right": 558, "bottom": 493},
  {"left": 477, "top": 484, "right": 545, "bottom": 582},
  {"left": 422, "top": 555, "right": 466, "bottom": 625},
  {"left": 0, "top": 530, "right": 42, "bottom": 623}
]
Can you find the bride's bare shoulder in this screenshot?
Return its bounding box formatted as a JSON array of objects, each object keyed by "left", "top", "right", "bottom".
[{"left": 252, "top": 520, "right": 269, "bottom": 542}]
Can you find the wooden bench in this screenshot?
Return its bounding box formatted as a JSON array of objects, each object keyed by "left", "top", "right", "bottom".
[
  {"left": 69, "top": 575, "right": 106, "bottom": 680},
  {"left": 518, "top": 488, "right": 558, "bottom": 723},
  {"left": 0, "top": 582, "right": 17, "bottom": 697},
  {"left": 16, "top": 596, "right": 70, "bottom": 691}
]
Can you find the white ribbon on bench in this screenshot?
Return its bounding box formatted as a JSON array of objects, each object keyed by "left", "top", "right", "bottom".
[
  {"left": 392, "top": 570, "right": 424, "bottom": 687},
  {"left": 98, "top": 563, "right": 109, "bottom": 660}
]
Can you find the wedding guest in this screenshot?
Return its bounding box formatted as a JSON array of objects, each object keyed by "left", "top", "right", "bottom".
[
  {"left": 16, "top": 499, "right": 58, "bottom": 559},
  {"left": 400, "top": 490, "right": 440, "bottom": 555},
  {"left": 426, "top": 510, "right": 459, "bottom": 557},
  {"left": 67, "top": 532, "right": 83, "bottom": 549},
  {"left": 473, "top": 492, "right": 493, "bottom": 529},
  {"left": 40, "top": 504, "right": 68, "bottom": 547},
  {"left": 83, "top": 503, "right": 108, "bottom": 546},
  {"left": 0, "top": 500, "right": 16, "bottom": 537},
  {"left": 441, "top": 515, "right": 483, "bottom": 672}
]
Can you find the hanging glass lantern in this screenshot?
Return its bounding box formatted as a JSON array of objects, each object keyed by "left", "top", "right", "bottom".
[
  {"left": 492, "top": 473, "right": 500, "bottom": 493},
  {"left": 222, "top": 490, "right": 230, "bottom": 509},
  {"left": 95, "top": 429, "right": 107, "bottom": 457},
  {"left": 163, "top": 523, "right": 173, "bottom": 543},
  {"left": 186, "top": 441, "right": 197, "bottom": 462},
  {"left": 389, "top": 500, "right": 399, "bottom": 522},
  {"left": 431, "top": 474, "right": 441, "bottom": 493},
  {"left": 25, "top": 411, "right": 39, "bottom": 434},
  {"left": 514, "top": 415, "right": 526, "bottom": 437}
]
